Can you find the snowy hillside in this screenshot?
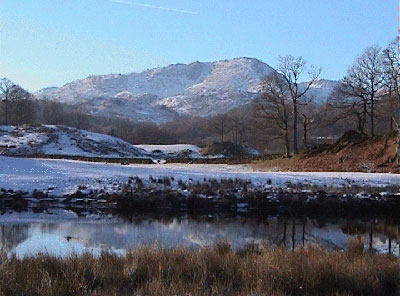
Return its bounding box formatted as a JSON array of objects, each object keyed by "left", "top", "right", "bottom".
[
  {"left": 159, "top": 58, "right": 276, "bottom": 116},
  {"left": 299, "top": 79, "right": 338, "bottom": 103},
  {"left": 0, "top": 125, "right": 150, "bottom": 158},
  {"left": 35, "top": 58, "right": 337, "bottom": 122},
  {"left": 34, "top": 58, "right": 275, "bottom": 121}
]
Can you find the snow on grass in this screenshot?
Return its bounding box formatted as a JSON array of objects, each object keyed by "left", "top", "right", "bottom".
[
  {"left": 0, "top": 125, "right": 149, "bottom": 158},
  {"left": 0, "top": 156, "right": 399, "bottom": 197}
]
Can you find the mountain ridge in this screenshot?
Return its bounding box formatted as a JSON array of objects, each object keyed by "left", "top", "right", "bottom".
[{"left": 32, "top": 57, "right": 337, "bottom": 123}]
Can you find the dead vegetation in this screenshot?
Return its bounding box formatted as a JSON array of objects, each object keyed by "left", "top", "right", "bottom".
[
  {"left": 0, "top": 241, "right": 397, "bottom": 296},
  {"left": 253, "top": 131, "right": 398, "bottom": 173}
]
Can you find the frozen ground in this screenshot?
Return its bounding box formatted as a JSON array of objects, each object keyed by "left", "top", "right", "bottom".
[{"left": 0, "top": 156, "right": 399, "bottom": 197}]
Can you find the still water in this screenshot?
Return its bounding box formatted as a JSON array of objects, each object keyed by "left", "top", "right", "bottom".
[{"left": 0, "top": 211, "right": 398, "bottom": 258}]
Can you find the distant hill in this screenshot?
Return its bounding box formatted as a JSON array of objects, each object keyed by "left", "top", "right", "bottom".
[
  {"left": 34, "top": 58, "right": 337, "bottom": 123},
  {"left": 0, "top": 125, "right": 150, "bottom": 158},
  {"left": 0, "top": 125, "right": 219, "bottom": 159}
]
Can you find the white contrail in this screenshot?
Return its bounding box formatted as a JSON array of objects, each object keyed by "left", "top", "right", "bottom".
[{"left": 110, "top": 0, "right": 196, "bottom": 15}]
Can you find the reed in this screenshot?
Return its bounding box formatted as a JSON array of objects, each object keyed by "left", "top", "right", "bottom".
[{"left": 0, "top": 241, "right": 397, "bottom": 296}]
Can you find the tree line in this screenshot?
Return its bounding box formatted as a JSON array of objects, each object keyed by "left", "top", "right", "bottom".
[
  {"left": 253, "top": 41, "right": 399, "bottom": 155},
  {"left": 0, "top": 40, "right": 398, "bottom": 156}
]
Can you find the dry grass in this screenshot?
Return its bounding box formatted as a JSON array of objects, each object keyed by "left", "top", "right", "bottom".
[
  {"left": 0, "top": 241, "right": 397, "bottom": 296},
  {"left": 252, "top": 132, "right": 398, "bottom": 173}
]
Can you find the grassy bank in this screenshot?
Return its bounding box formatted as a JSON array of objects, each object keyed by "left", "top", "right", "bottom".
[
  {"left": 252, "top": 131, "right": 398, "bottom": 173},
  {"left": 0, "top": 242, "right": 397, "bottom": 296}
]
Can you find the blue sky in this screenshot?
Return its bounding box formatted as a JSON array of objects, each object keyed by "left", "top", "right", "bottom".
[{"left": 0, "top": 0, "right": 397, "bottom": 91}]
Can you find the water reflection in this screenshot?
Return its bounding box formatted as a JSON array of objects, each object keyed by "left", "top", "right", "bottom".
[{"left": 0, "top": 213, "right": 398, "bottom": 258}]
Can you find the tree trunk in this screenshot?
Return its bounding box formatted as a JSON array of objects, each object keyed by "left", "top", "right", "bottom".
[
  {"left": 398, "top": 114, "right": 400, "bottom": 174},
  {"left": 390, "top": 116, "right": 394, "bottom": 133},
  {"left": 370, "top": 97, "right": 375, "bottom": 137},
  {"left": 389, "top": 90, "right": 394, "bottom": 132},
  {"left": 356, "top": 113, "right": 363, "bottom": 134},
  {"left": 284, "top": 124, "right": 290, "bottom": 156},
  {"left": 397, "top": 93, "right": 400, "bottom": 174},
  {"left": 303, "top": 120, "right": 309, "bottom": 151},
  {"left": 293, "top": 100, "right": 298, "bottom": 154},
  {"left": 4, "top": 100, "right": 8, "bottom": 125},
  {"left": 362, "top": 101, "right": 367, "bottom": 135}
]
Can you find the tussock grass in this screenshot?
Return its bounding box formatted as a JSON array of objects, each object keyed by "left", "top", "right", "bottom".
[{"left": 0, "top": 242, "right": 397, "bottom": 296}]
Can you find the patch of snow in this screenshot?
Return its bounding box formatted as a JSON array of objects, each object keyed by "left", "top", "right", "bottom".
[{"left": 0, "top": 125, "right": 15, "bottom": 133}]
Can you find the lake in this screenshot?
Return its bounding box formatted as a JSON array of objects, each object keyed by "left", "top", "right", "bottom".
[{"left": 0, "top": 210, "right": 398, "bottom": 258}]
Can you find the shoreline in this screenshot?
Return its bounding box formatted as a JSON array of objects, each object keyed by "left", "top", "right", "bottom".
[
  {"left": 1, "top": 156, "right": 399, "bottom": 217},
  {"left": 1, "top": 178, "right": 399, "bottom": 218}
]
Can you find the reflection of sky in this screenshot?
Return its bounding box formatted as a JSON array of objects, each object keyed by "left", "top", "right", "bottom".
[
  {"left": 16, "top": 233, "right": 85, "bottom": 258},
  {"left": 0, "top": 215, "right": 398, "bottom": 258}
]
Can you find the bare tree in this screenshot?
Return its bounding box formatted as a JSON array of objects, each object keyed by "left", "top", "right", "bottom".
[
  {"left": 254, "top": 72, "right": 291, "bottom": 156},
  {"left": 300, "top": 103, "right": 324, "bottom": 150},
  {"left": 46, "top": 101, "right": 67, "bottom": 124},
  {"left": 340, "top": 46, "right": 384, "bottom": 137},
  {"left": 208, "top": 114, "right": 231, "bottom": 143},
  {"left": 328, "top": 83, "right": 369, "bottom": 134},
  {"left": 10, "top": 86, "right": 34, "bottom": 125},
  {"left": 277, "top": 55, "right": 321, "bottom": 153},
  {"left": 0, "top": 80, "right": 34, "bottom": 125},
  {"left": 382, "top": 41, "right": 400, "bottom": 172},
  {"left": 383, "top": 41, "right": 400, "bottom": 107},
  {"left": 228, "top": 108, "right": 248, "bottom": 145},
  {"left": 378, "top": 91, "right": 398, "bottom": 132},
  {"left": 0, "top": 79, "right": 16, "bottom": 125}
]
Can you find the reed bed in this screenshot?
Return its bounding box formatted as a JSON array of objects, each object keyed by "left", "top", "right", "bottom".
[{"left": 0, "top": 241, "right": 397, "bottom": 296}]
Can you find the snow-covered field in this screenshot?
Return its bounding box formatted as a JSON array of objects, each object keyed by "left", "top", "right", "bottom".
[{"left": 0, "top": 156, "right": 398, "bottom": 197}]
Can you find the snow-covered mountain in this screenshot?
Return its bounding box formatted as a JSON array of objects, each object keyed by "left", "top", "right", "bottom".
[
  {"left": 35, "top": 58, "right": 337, "bottom": 123},
  {"left": 299, "top": 79, "right": 338, "bottom": 103}
]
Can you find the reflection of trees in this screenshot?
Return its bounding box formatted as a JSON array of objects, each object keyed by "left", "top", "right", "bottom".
[
  {"left": 291, "top": 220, "right": 295, "bottom": 250},
  {"left": 341, "top": 221, "right": 368, "bottom": 235},
  {"left": 38, "top": 223, "right": 62, "bottom": 233},
  {"left": 0, "top": 224, "right": 30, "bottom": 251},
  {"left": 301, "top": 219, "right": 306, "bottom": 247},
  {"left": 87, "top": 213, "right": 400, "bottom": 254},
  {"left": 269, "top": 217, "right": 397, "bottom": 252},
  {"left": 341, "top": 219, "right": 399, "bottom": 254}
]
